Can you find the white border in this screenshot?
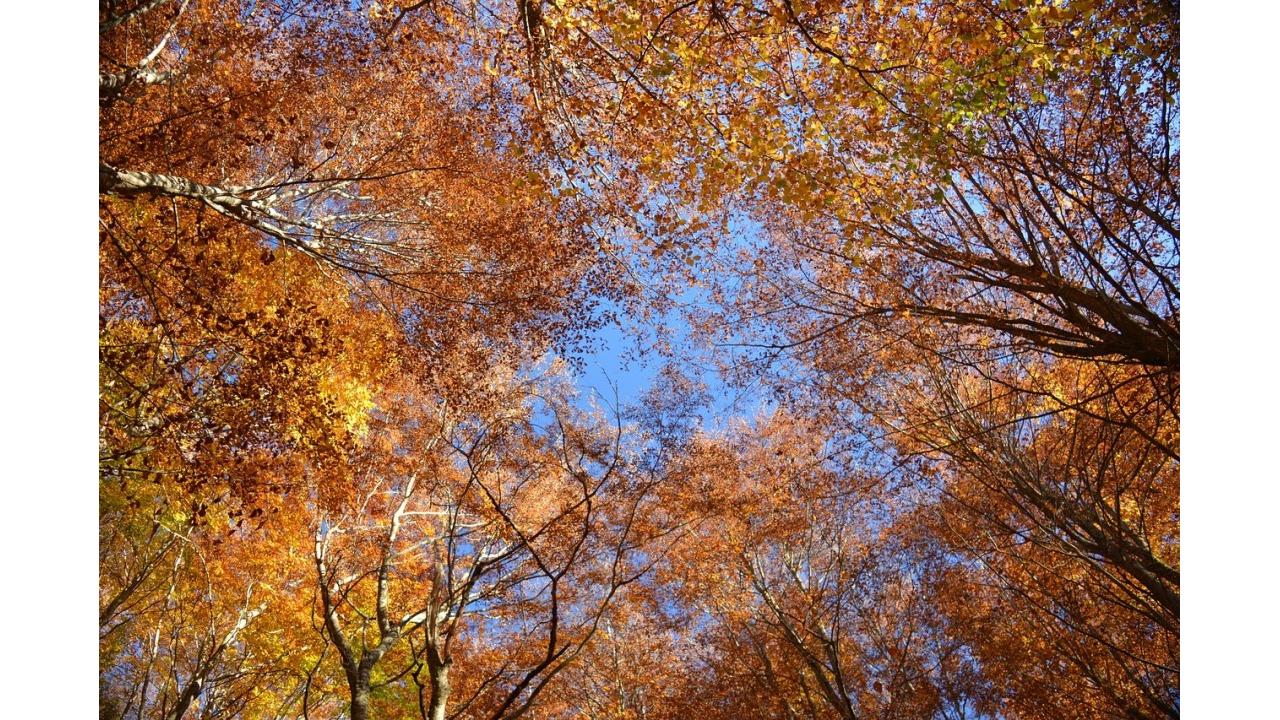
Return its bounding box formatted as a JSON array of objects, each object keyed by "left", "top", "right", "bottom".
[
  {"left": 0, "top": 4, "right": 98, "bottom": 716},
  {"left": 1183, "top": 0, "right": 1278, "bottom": 715}
]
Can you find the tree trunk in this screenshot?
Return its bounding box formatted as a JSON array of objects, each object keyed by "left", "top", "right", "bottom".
[
  {"left": 350, "top": 687, "right": 370, "bottom": 720},
  {"left": 349, "top": 665, "right": 373, "bottom": 720},
  {"left": 427, "top": 656, "right": 451, "bottom": 720}
]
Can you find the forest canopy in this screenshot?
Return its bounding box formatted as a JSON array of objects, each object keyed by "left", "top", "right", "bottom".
[{"left": 99, "top": 1, "right": 1178, "bottom": 718}]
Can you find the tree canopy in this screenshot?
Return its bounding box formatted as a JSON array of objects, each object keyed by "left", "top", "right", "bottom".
[{"left": 100, "top": 1, "right": 1179, "bottom": 718}]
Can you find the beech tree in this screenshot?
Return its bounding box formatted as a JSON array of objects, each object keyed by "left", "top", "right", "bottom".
[
  {"left": 645, "top": 414, "right": 992, "bottom": 720},
  {"left": 455, "top": 2, "right": 1180, "bottom": 714},
  {"left": 100, "top": 0, "right": 609, "bottom": 503},
  {"left": 101, "top": 1, "right": 1180, "bottom": 718},
  {"left": 309, "top": 371, "right": 657, "bottom": 720}
]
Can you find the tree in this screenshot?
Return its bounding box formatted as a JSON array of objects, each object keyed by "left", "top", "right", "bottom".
[
  {"left": 308, "top": 371, "right": 656, "bottom": 720},
  {"left": 100, "top": 2, "right": 1180, "bottom": 717},
  {"left": 100, "top": 0, "right": 611, "bottom": 506},
  {"left": 100, "top": 470, "right": 317, "bottom": 720},
  {"left": 644, "top": 414, "right": 994, "bottom": 720},
  {"left": 449, "top": 2, "right": 1181, "bottom": 713}
]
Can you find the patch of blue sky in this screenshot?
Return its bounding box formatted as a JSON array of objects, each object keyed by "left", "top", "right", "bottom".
[{"left": 566, "top": 211, "right": 778, "bottom": 434}]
